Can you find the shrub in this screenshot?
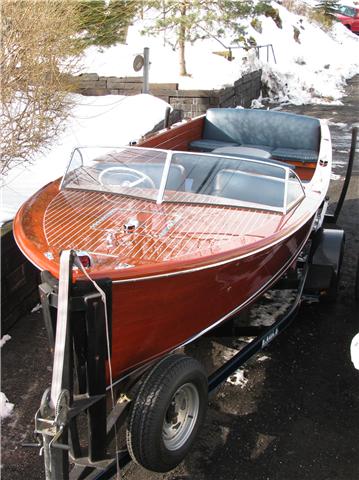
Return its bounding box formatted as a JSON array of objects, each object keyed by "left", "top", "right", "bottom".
[
  {"left": 251, "top": 18, "right": 263, "bottom": 33},
  {"left": 281, "top": 0, "right": 309, "bottom": 16},
  {"left": 308, "top": 8, "right": 335, "bottom": 29},
  {"left": 255, "top": 1, "right": 282, "bottom": 28},
  {"left": 1, "top": 0, "right": 83, "bottom": 176}
]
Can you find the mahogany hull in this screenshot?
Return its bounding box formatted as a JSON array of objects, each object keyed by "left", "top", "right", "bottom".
[
  {"left": 13, "top": 114, "right": 332, "bottom": 382},
  {"left": 109, "top": 216, "right": 312, "bottom": 379}
]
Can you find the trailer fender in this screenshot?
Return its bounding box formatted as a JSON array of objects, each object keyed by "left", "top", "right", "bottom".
[{"left": 305, "top": 228, "right": 345, "bottom": 300}]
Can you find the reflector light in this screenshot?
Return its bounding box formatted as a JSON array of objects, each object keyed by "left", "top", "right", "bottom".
[{"left": 77, "top": 253, "right": 92, "bottom": 268}]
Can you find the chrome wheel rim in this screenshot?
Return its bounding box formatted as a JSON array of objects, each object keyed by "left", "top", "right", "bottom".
[{"left": 162, "top": 383, "right": 199, "bottom": 451}]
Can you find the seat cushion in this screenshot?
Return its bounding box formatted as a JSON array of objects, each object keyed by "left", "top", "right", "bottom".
[
  {"left": 189, "top": 139, "right": 239, "bottom": 152},
  {"left": 212, "top": 146, "right": 272, "bottom": 159},
  {"left": 212, "top": 146, "right": 295, "bottom": 170},
  {"left": 240, "top": 144, "right": 274, "bottom": 153},
  {"left": 272, "top": 147, "right": 318, "bottom": 163}
]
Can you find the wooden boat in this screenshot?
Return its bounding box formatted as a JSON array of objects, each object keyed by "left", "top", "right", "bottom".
[{"left": 14, "top": 108, "right": 332, "bottom": 381}]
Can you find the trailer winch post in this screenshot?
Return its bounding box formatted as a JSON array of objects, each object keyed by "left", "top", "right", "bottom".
[
  {"left": 35, "top": 251, "right": 117, "bottom": 479},
  {"left": 35, "top": 250, "right": 76, "bottom": 480}
]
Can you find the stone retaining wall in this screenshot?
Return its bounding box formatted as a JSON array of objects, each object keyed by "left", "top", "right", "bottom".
[
  {"left": 1, "top": 223, "right": 40, "bottom": 331},
  {"left": 74, "top": 70, "right": 262, "bottom": 118}
]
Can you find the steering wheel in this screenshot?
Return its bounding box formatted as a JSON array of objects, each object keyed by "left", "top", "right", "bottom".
[{"left": 98, "top": 166, "right": 155, "bottom": 189}]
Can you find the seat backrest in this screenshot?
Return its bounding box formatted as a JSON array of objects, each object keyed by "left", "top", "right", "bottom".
[
  {"left": 203, "top": 108, "right": 321, "bottom": 152},
  {"left": 212, "top": 169, "right": 284, "bottom": 208}
]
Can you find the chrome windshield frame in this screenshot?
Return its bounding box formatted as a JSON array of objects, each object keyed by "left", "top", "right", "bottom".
[
  {"left": 60, "top": 146, "right": 306, "bottom": 214},
  {"left": 156, "top": 150, "right": 172, "bottom": 204},
  {"left": 59, "top": 147, "right": 84, "bottom": 190}
]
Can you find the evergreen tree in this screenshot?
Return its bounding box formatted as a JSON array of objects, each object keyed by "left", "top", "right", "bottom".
[
  {"left": 315, "top": 0, "right": 340, "bottom": 16},
  {"left": 142, "top": 0, "right": 255, "bottom": 76},
  {"left": 76, "top": 0, "right": 139, "bottom": 48}
]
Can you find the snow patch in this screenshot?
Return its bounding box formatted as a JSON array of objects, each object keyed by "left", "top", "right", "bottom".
[
  {"left": 257, "top": 355, "right": 270, "bottom": 362},
  {"left": 251, "top": 97, "right": 265, "bottom": 109},
  {"left": 0, "top": 335, "right": 11, "bottom": 348},
  {"left": 351, "top": 333, "right": 359, "bottom": 370},
  {"left": 31, "top": 303, "right": 42, "bottom": 313},
  {"left": 328, "top": 121, "right": 348, "bottom": 128},
  {"left": 249, "top": 289, "right": 297, "bottom": 327},
  {"left": 227, "top": 368, "right": 248, "bottom": 388},
  {"left": 0, "top": 392, "right": 14, "bottom": 419}
]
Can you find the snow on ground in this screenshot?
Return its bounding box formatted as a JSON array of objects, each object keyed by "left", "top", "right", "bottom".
[
  {"left": 0, "top": 94, "right": 170, "bottom": 224},
  {"left": 31, "top": 304, "right": 42, "bottom": 313},
  {"left": 0, "top": 335, "right": 11, "bottom": 348},
  {"left": 247, "top": 4, "right": 359, "bottom": 104},
  {"left": 249, "top": 289, "right": 297, "bottom": 327},
  {"left": 1, "top": 335, "right": 13, "bottom": 419},
  {"left": 258, "top": 355, "right": 270, "bottom": 362},
  {"left": 0, "top": 392, "right": 14, "bottom": 420},
  {"left": 351, "top": 333, "right": 359, "bottom": 370},
  {"left": 227, "top": 368, "right": 248, "bottom": 387},
  {"left": 81, "top": 1, "right": 359, "bottom": 104},
  {"left": 82, "top": 28, "right": 243, "bottom": 90}
]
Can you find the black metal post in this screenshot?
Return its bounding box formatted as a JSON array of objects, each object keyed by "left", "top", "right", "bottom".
[
  {"left": 85, "top": 293, "right": 108, "bottom": 463},
  {"left": 164, "top": 106, "right": 171, "bottom": 129},
  {"left": 326, "top": 126, "right": 357, "bottom": 224}
]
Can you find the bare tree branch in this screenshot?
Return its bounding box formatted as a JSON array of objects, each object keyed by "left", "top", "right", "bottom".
[{"left": 0, "top": 0, "right": 83, "bottom": 176}]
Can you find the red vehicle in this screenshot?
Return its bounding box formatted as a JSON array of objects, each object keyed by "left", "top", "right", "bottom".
[{"left": 335, "top": 5, "right": 359, "bottom": 34}]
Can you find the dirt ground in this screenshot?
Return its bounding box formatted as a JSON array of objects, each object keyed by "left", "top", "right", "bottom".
[{"left": 1, "top": 76, "right": 359, "bottom": 480}]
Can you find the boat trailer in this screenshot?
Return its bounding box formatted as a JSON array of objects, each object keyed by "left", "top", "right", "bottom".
[{"left": 29, "top": 128, "right": 357, "bottom": 479}]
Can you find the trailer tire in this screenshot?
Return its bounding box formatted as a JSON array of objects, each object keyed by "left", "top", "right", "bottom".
[{"left": 126, "top": 354, "right": 208, "bottom": 472}]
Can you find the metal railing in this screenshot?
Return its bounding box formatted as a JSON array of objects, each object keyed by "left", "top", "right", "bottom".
[
  {"left": 227, "top": 43, "right": 277, "bottom": 64},
  {"left": 195, "top": 24, "right": 277, "bottom": 64}
]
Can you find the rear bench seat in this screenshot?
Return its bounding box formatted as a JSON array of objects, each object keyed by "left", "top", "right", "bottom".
[{"left": 189, "top": 108, "right": 321, "bottom": 164}]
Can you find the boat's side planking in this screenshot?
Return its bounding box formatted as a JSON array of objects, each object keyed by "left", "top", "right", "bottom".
[
  {"left": 109, "top": 215, "right": 313, "bottom": 378},
  {"left": 139, "top": 115, "right": 205, "bottom": 151}
]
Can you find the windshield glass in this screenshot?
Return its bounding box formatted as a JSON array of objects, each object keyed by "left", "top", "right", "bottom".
[
  {"left": 164, "top": 151, "right": 289, "bottom": 211},
  {"left": 61, "top": 146, "right": 168, "bottom": 202},
  {"left": 61, "top": 146, "right": 304, "bottom": 213}
]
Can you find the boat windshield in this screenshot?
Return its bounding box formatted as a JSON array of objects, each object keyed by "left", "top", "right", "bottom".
[{"left": 61, "top": 146, "right": 305, "bottom": 213}]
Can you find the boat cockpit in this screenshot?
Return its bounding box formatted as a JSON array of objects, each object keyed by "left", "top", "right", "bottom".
[{"left": 61, "top": 146, "right": 305, "bottom": 214}]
